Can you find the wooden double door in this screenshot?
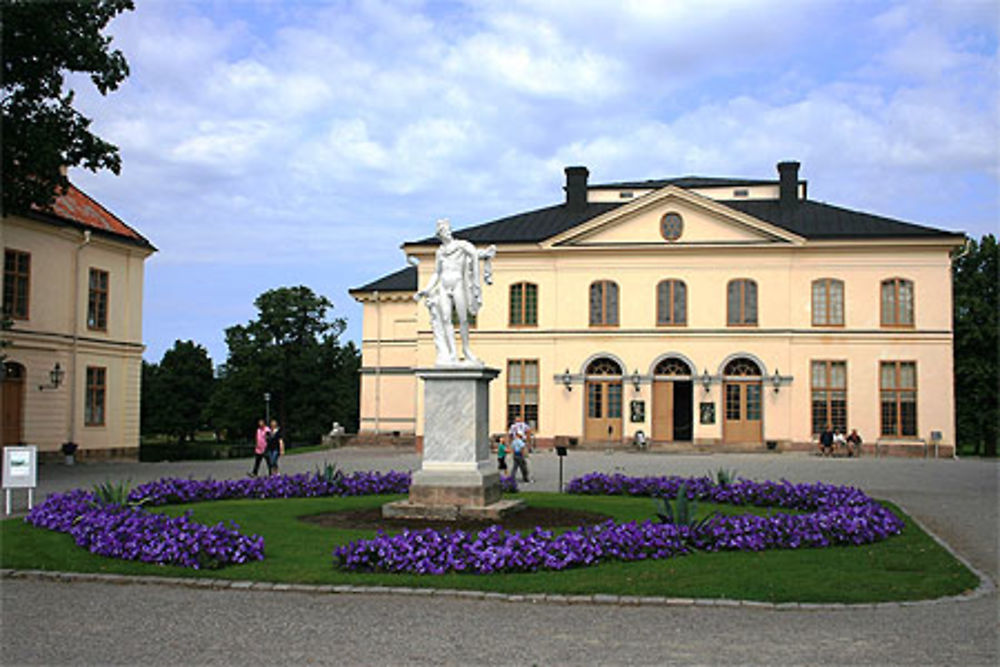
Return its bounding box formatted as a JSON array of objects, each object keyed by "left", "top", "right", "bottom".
[
  {"left": 651, "top": 380, "right": 693, "bottom": 442},
  {"left": 723, "top": 380, "right": 763, "bottom": 443},
  {"left": 2, "top": 363, "right": 25, "bottom": 446},
  {"left": 585, "top": 379, "right": 622, "bottom": 442}
]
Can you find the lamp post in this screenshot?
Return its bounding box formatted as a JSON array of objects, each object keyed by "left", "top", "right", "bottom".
[{"left": 264, "top": 392, "right": 271, "bottom": 423}]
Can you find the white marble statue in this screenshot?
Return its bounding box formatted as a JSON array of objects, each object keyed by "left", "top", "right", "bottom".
[{"left": 415, "top": 218, "right": 496, "bottom": 366}]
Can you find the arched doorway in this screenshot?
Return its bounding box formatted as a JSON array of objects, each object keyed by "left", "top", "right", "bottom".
[
  {"left": 723, "top": 357, "right": 763, "bottom": 443},
  {"left": 652, "top": 357, "right": 693, "bottom": 442},
  {"left": 584, "top": 357, "right": 623, "bottom": 442},
  {"left": 2, "top": 362, "right": 25, "bottom": 445}
]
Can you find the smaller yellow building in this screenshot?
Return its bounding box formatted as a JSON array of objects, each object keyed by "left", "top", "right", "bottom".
[
  {"left": 351, "top": 162, "right": 963, "bottom": 456},
  {"left": 2, "top": 184, "right": 155, "bottom": 459}
]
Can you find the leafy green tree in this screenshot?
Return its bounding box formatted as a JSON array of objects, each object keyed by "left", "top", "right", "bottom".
[
  {"left": 1, "top": 0, "right": 134, "bottom": 215},
  {"left": 139, "top": 359, "right": 161, "bottom": 435},
  {"left": 953, "top": 234, "right": 998, "bottom": 457},
  {"left": 143, "top": 340, "right": 214, "bottom": 444},
  {"left": 208, "top": 286, "right": 360, "bottom": 443}
]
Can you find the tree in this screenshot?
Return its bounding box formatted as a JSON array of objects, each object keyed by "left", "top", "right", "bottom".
[
  {"left": 139, "top": 359, "right": 161, "bottom": 435},
  {"left": 953, "top": 234, "right": 998, "bottom": 457},
  {"left": 1, "top": 0, "right": 134, "bottom": 216},
  {"left": 142, "top": 340, "right": 214, "bottom": 444},
  {"left": 208, "top": 286, "right": 360, "bottom": 443}
]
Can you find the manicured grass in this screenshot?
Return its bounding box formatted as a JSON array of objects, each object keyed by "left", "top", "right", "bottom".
[{"left": 0, "top": 493, "right": 979, "bottom": 603}]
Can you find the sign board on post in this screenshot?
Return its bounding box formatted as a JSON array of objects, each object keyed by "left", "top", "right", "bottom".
[{"left": 3, "top": 446, "right": 38, "bottom": 514}]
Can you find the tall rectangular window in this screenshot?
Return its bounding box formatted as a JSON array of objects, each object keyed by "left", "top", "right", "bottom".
[
  {"left": 727, "top": 279, "right": 757, "bottom": 326},
  {"left": 85, "top": 366, "right": 106, "bottom": 426},
  {"left": 589, "top": 281, "right": 619, "bottom": 326},
  {"left": 656, "top": 280, "right": 687, "bottom": 325},
  {"left": 881, "top": 278, "right": 914, "bottom": 326},
  {"left": 3, "top": 249, "right": 30, "bottom": 319},
  {"left": 507, "top": 359, "right": 539, "bottom": 429},
  {"left": 881, "top": 361, "right": 917, "bottom": 437},
  {"left": 812, "top": 279, "right": 844, "bottom": 326},
  {"left": 811, "top": 361, "right": 847, "bottom": 435},
  {"left": 88, "top": 268, "right": 109, "bottom": 330},
  {"left": 509, "top": 282, "right": 538, "bottom": 326}
]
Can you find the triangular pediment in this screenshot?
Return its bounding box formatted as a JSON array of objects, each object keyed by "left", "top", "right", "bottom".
[{"left": 546, "top": 186, "right": 804, "bottom": 247}]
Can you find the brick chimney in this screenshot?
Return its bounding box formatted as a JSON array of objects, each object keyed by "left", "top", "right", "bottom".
[
  {"left": 777, "top": 161, "right": 800, "bottom": 208},
  {"left": 564, "top": 166, "right": 589, "bottom": 213}
]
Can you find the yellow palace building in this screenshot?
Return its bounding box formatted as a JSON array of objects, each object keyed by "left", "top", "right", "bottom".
[
  {"left": 351, "top": 162, "right": 963, "bottom": 457},
  {"left": 2, "top": 183, "right": 155, "bottom": 459}
]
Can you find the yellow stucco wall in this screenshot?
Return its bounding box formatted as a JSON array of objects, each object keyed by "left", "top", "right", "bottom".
[
  {"left": 353, "top": 191, "right": 958, "bottom": 450},
  {"left": 1, "top": 215, "right": 151, "bottom": 454}
]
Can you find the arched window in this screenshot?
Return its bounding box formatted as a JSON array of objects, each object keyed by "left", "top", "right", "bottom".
[
  {"left": 656, "top": 280, "right": 687, "bottom": 325},
  {"left": 587, "top": 357, "right": 622, "bottom": 376},
  {"left": 812, "top": 279, "right": 844, "bottom": 326},
  {"left": 654, "top": 357, "right": 691, "bottom": 376},
  {"left": 723, "top": 357, "right": 761, "bottom": 377},
  {"left": 509, "top": 282, "right": 538, "bottom": 326},
  {"left": 727, "top": 279, "right": 757, "bottom": 326},
  {"left": 589, "top": 281, "right": 619, "bottom": 326},
  {"left": 881, "top": 278, "right": 914, "bottom": 326}
]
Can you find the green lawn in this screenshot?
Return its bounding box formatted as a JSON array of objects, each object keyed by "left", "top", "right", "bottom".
[{"left": 0, "top": 493, "right": 979, "bottom": 603}]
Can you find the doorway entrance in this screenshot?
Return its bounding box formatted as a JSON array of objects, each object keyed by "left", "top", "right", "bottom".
[
  {"left": 584, "top": 357, "right": 623, "bottom": 442},
  {"left": 2, "top": 362, "right": 25, "bottom": 446},
  {"left": 651, "top": 357, "right": 693, "bottom": 442},
  {"left": 722, "top": 357, "right": 763, "bottom": 443}
]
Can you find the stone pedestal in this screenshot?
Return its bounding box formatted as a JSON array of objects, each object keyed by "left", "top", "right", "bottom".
[{"left": 382, "top": 366, "right": 524, "bottom": 521}]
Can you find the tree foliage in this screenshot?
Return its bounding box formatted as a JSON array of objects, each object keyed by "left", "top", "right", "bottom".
[
  {"left": 208, "top": 286, "right": 360, "bottom": 443},
  {"left": 953, "top": 234, "right": 998, "bottom": 456},
  {"left": 141, "top": 340, "right": 214, "bottom": 443},
  {"left": 1, "top": 0, "right": 134, "bottom": 215}
]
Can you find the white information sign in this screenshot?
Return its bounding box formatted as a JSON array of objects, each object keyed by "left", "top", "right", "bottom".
[{"left": 3, "top": 446, "right": 37, "bottom": 514}]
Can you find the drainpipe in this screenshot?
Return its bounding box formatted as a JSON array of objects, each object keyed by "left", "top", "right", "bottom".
[
  {"left": 69, "top": 230, "right": 92, "bottom": 444},
  {"left": 374, "top": 290, "right": 381, "bottom": 440}
]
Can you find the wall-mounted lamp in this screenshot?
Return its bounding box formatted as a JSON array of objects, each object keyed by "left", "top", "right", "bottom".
[
  {"left": 771, "top": 369, "right": 782, "bottom": 393},
  {"left": 631, "top": 369, "right": 641, "bottom": 391},
  {"left": 562, "top": 369, "right": 573, "bottom": 392},
  {"left": 39, "top": 362, "right": 65, "bottom": 391},
  {"left": 701, "top": 368, "right": 712, "bottom": 392}
]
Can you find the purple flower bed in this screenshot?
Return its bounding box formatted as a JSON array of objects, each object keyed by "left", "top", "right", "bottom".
[
  {"left": 334, "top": 521, "right": 689, "bottom": 574},
  {"left": 333, "top": 473, "right": 905, "bottom": 575},
  {"left": 24, "top": 469, "right": 418, "bottom": 570},
  {"left": 25, "top": 489, "right": 264, "bottom": 569},
  {"left": 129, "top": 470, "right": 413, "bottom": 506}
]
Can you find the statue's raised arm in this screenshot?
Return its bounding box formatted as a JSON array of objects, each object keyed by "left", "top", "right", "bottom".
[{"left": 414, "top": 219, "right": 495, "bottom": 366}]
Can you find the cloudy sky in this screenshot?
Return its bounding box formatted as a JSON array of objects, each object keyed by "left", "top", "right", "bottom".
[{"left": 66, "top": 0, "right": 998, "bottom": 364}]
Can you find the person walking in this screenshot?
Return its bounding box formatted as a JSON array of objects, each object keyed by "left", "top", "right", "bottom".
[
  {"left": 496, "top": 437, "right": 508, "bottom": 472},
  {"left": 265, "top": 419, "right": 285, "bottom": 476},
  {"left": 510, "top": 434, "right": 530, "bottom": 483},
  {"left": 509, "top": 417, "right": 532, "bottom": 483},
  {"left": 249, "top": 418, "right": 270, "bottom": 477}
]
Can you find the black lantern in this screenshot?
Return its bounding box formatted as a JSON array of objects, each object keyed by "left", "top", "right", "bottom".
[{"left": 39, "top": 362, "right": 65, "bottom": 391}]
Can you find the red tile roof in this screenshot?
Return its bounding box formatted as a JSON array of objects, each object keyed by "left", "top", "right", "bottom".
[{"left": 33, "top": 183, "right": 154, "bottom": 249}]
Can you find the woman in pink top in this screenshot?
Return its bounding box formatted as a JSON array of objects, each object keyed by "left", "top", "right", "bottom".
[{"left": 249, "top": 419, "right": 269, "bottom": 477}]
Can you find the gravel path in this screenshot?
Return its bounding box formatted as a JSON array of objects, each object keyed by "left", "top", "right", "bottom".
[{"left": 2, "top": 448, "right": 997, "bottom": 665}]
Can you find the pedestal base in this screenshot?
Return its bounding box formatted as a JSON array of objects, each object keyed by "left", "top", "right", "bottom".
[
  {"left": 388, "top": 365, "right": 520, "bottom": 522},
  {"left": 382, "top": 498, "right": 525, "bottom": 521}
]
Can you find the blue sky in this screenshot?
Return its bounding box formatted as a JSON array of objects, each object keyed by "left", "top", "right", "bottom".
[{"left": 65, "top": 0, "right": 998, "bottom": 365}]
